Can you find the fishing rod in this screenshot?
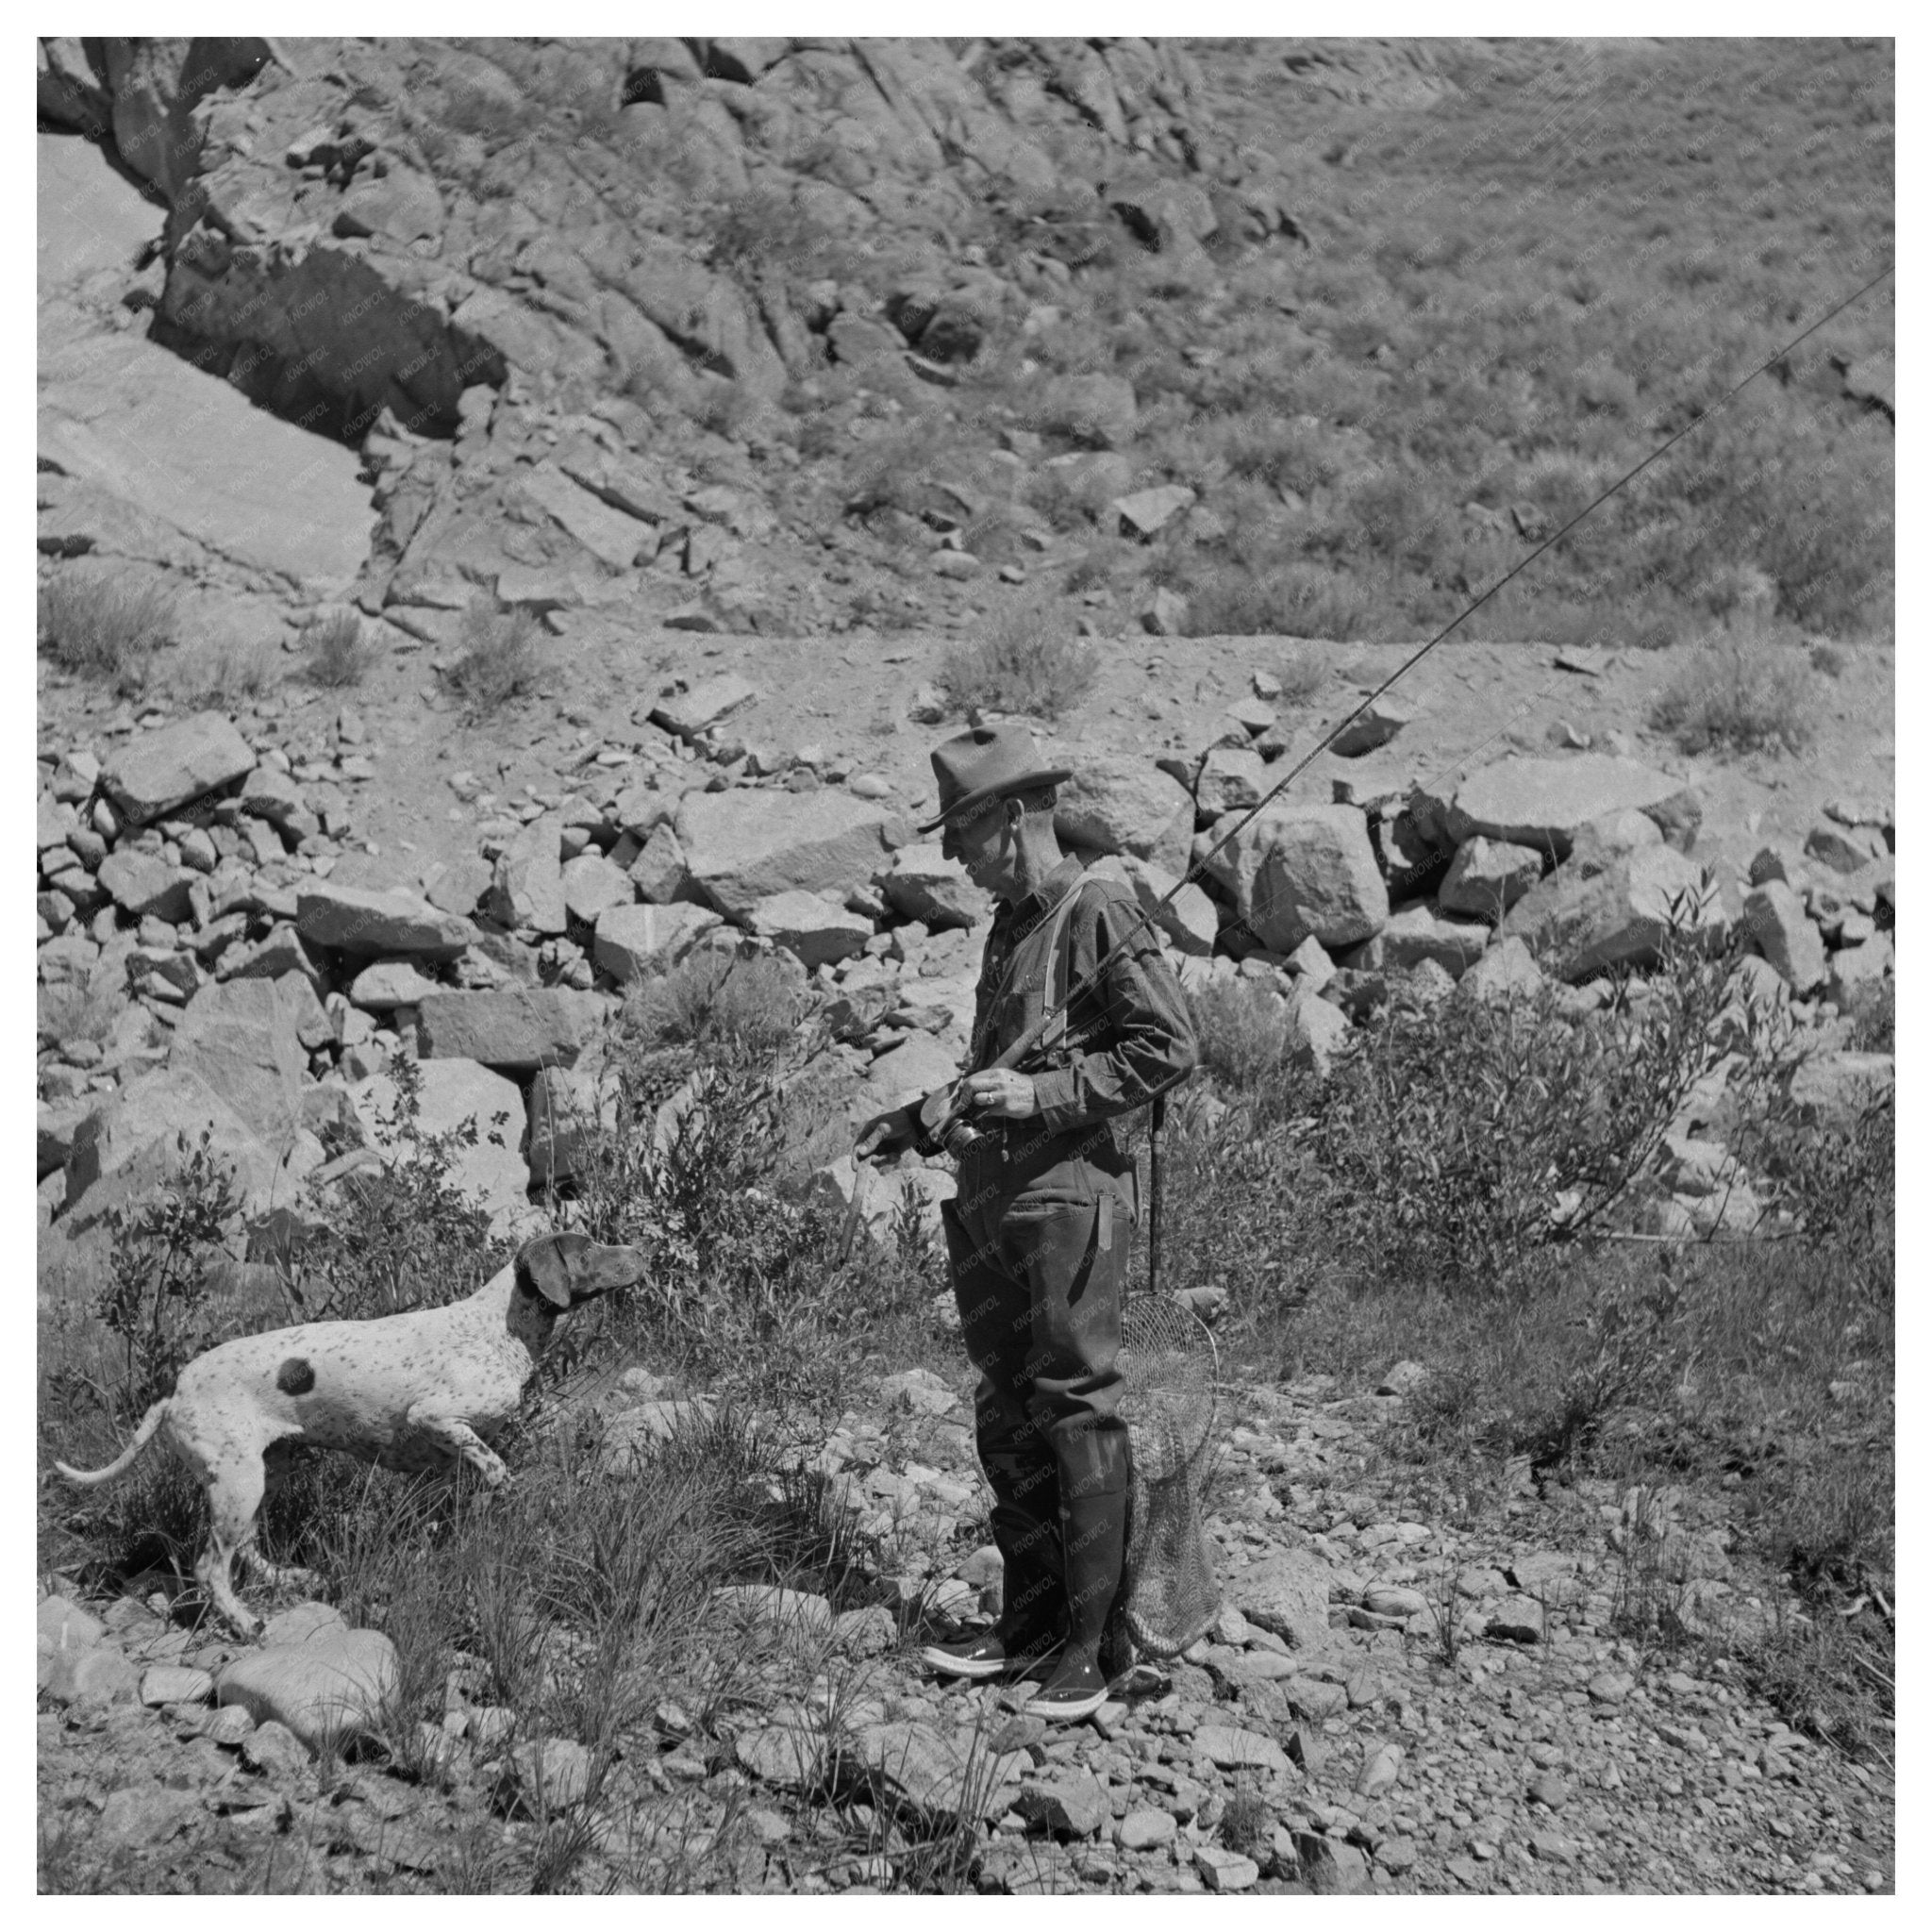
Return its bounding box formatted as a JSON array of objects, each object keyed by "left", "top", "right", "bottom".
[{"left": 914, "top": 259, "right": 1894, "bottom": 1147}]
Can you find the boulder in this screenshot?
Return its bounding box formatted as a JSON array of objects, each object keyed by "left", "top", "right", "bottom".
[
  {"left": 1111, "top": 484, "right": 1196, "bottom": 540},
  {"left": 216, "top": 1619, "right": 398, "bottom": 1748},
  {"left": 97, "top": 849, "right": 195, "bottom": 924},
  {"left": 808, "top": 1155, "right": 955, "bottom": 1250},
  {"left": 1081, "top": 853, "right": 1216, "bottom": 957},
  {"left": 1785, "top": 1051, "right": 1893, "bottom": 1128},
  {"left": 1804, "top": 821, "right": 1888, "bottom": 875},
  {"left": 168, "top": 976, "right": 308, "bottom": 1150},
  {"left": 876, "top": 842, "right": 991, "bottom": 930},
  {"left": 1014, "top": 1771, "right": 1110, "bottom": 1839},
  {"left": 355, "top": 1059, "right": 530, "bottom": 1231},
  {"left": 1287, "top": 986, "right": 1352, "bottom": 1074},
  {"left": 651, "top": 673, "right": 758, "bottom": 741},
  {"left": 220, "top": 923, "right": 330, "bottom": 993},
  {"left": 1228, "top": 1548, "right": 1332, "bottom": 1649},
  {"left": 348, "top": 960, "right": 442, "bottom": 1009},
  {"left": 853, "top": 1720, "right": 1026, "bottom": 1822},
  {"left": 1349, "top": 903, "right": 1489, "bottom": 978},
  {"left": 425, "top": 853, "right": 495, "bottom": 916},
  {"left": 527, "top": 1066, "right": 617, "bottom": 1185},
  {"left": 1422, "top": 753, "right": 1699, "bottom": 861},
  {"left": 745, "top": 891, "right": 874, "bottom": 969},
  {"left": 676, "top": 788, "right": 908, "bottom": 921},
  {"left": 1330, "top": 696, "right": 1415, "bottom": 758},
  {"left": 516, "top": 461, "right": 656, "bottom": 569},
  {"left": 296, "top": 882, "right": 475, "bottom": 960},
  {"left": 560, "top": 852, "right": 635, "bottom": 924},
  {"left": 1827, "top": 932, "right": 1893, "bottom": 1008},
  {"left": 487, "top": 812, "right": 569, "bottom": 936},
  {"left": 592, "top": 902, "right": 724, "bottom": 981},
  {"left": 415, "top": 989, "right": 603, "bottom": 1074},
  {"left": 1437, "top": 835, "right": 1544, "bottom": 918},
  {"left": 1740, "top": 880, "right": 1828, "bottom": 993},
  {"left": 99, "top": 711, "right": 256, "bottom": 824},
  {"left": 1204, "top": 804, "right": 1388, "bottom": 954},
  {"left": 1455, "top": 934, "right": 1546, "bottom": 1008},
  {"left": 1195, "top": 745, "right": 1268, "bottom": 815},
  {"left": 1051, "top": 754, "right": 1192, "bottom": 871},
  {"left": 64, "top": 1067, "right": 279, "bottom": 1223},
  {"left": 627, "top": 822, "right": 694, "bottom": 904},
  {"left": 495, "top": 1737, "right": 595, "bottom": 1817},
  {"left": 1038, "top": 371, "right": 1137, "bottom": 448},
  {"left": 1192, "top": 1725, "right": 1291, "bottom": 1774},
  {"left": 1500, "top": 845, "right": 1723, "bottom": 982},
  {"left": 855, "top": 1034, "right": 960, "bottom": 1118}
]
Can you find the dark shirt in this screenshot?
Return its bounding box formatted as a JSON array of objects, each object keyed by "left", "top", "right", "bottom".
[{"left": 970, "top": 854, "right": 1198, "bottom": 1137}]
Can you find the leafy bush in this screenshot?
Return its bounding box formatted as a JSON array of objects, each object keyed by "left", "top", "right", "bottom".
[
  {"left": 302, "top": 609, "right": 374, "bottom": 687},
  {"left": 447, "top": 600, "right": 540, "bottom": 713},
  {"left": 1305, "top": 940, "right": 1755, "bottom": 1291},
  {"left": 938, "top": 608, "right": 1097, "bottom": 722},
  {"left": 1649, "top": 631, "right": 1816, "bottom": 755},
  {"left": 37, "top": 573, "right": 177, "bottom": 682},
  {"left": 77, "top": 1130, "right": 244, "bottom": 1422}
]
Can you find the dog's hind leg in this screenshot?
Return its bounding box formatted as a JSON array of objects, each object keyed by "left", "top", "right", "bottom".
[{"left": 190, "top": 1435, "right": 274, "bottom": 1641}]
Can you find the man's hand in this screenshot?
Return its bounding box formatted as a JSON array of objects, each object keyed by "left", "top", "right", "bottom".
[
  {"left": 855, "top": 1103, "right": 918, "bottom": 1161},
  {"left": 963, "top": 1067, "right": 1039, "bottom": 1121}
]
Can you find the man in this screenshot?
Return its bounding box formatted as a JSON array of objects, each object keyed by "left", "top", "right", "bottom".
[{"left": 856, "top": 724, "right": 1198, "bottom": 1722}]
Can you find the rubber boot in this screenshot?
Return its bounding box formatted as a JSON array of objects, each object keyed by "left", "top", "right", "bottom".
[
  {"left": 924, "top": 1444, "right": 1065, "bottom": 1681},
  {"left": 1030, "top": 1425, "right": 1130, "bottom": 1723}
]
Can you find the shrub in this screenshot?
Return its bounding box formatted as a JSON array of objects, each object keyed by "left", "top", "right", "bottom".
[
  {"left": 621, "top": 950, "right": 808, "bottom": 1062},
  {"left": 303, "top": 609, "right": 374, "bottom": 687},
  {"left": 37, "top": 573, "right": 176, "bottom": 683},
  {"left": 1649, "top": 631, "right": 1816, "bottom": 755},
  {"left": 170, "top": 639, "right": 278, "bottom": 709},
  {"left": 447, "top": 600, "right": 540, "bottom": 713},
  {"left": 77, "top": 1129, "right": 244, "bottom": 1422},
  {"left": 938, "top": 608, "right": 1097, "bottom": 722},
  {"left": 1305, "top": 938, "right": 1757, "bottom": 1291}
]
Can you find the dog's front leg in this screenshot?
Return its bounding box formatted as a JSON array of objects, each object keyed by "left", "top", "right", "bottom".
[{"left": 406, "top": 1407, "right": 510, "bottom": 1489}]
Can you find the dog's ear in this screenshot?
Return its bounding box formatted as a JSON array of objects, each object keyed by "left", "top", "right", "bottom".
[{"left": 515, "top": 1234, "right": 584, "bottom": 1308}]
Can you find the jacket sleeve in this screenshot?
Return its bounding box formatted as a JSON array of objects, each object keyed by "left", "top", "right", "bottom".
[{"left": 1028, "top": 883, "right": 1198, "bottom": 1134}]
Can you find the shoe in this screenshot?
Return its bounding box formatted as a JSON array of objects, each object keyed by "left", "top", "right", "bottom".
[
  {"left": 1029, "top": 1650, "right": 1109, "bottom": 1723},
  {"left": 923, "top": 1624, "right": 1063, "bottom": 1682}
]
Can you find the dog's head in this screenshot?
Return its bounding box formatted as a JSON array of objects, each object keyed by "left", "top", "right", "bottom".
[{"left": 514, "top": 1233, "right": 645, "bottom": 1311}]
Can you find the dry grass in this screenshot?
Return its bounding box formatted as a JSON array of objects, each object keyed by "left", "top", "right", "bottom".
[
  {"left": 38, "top": 573, "right": 177, "bottom": 684},
  {"left": 1649, "top": 631, "right": 1816, "bottom": 755},
  {"left": 302, "top": 609, "right": 375, "bottom": 688},
  {"left": 937, "top": 608, "right": 1097, "bottom": 723},
  {"left": 446, "top": 601, "right": 540, "bottom": 713}
]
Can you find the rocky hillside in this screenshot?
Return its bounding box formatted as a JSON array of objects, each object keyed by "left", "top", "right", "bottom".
[{"left": 38, "top": 36, "right": 1892, "bottom": 649}]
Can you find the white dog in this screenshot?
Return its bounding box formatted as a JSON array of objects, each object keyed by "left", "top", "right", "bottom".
[{"left": 55, "top": 1232, "right": 641, "bottom": 1638}]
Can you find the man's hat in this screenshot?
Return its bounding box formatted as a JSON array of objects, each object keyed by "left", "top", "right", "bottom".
[{"left": 916, "top": 724, "right": 1072, "bottom": 836}]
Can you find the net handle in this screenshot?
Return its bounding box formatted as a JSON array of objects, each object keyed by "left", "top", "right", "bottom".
[{"left": 1147, "top": 1091, "right": 1165, "bottom": 1300}]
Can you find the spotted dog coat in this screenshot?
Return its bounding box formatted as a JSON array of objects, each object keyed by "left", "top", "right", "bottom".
[{"left": 54, "top": 1234, "right": 642, "bottom": 1639}]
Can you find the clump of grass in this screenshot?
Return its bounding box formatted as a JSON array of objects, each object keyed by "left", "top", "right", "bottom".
[
  {"left": 1274, "top": 645, "right": 1327, "bottom": 706},
  {"left": 447, "top": 600, "right": 539, "bottom": 713},
  {"left": 622, "top": 950, "right": 808, "bottom": 1061},
  {"left": 37, "top": 573, "right": 177, "bottom": 682},
  {"left": 303, "top": 609, "right": 374, "bottom": 688},
  {"left": 170, "top": 639, "right": 279, "bottom": 709},
  {"left": 1649, "top": 632, "right": 1815, "bottom": 755},
  {"left": 938, "top": 608, "right": 1097, "bottom": 722},
  {"left": 1187, "top": 979, "right": 1294, "bottom": 1100}
]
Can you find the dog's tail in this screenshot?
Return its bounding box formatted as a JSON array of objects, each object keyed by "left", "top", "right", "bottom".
[{"left": 54, "top": 1402, "right": 170, "bottom": 1487}]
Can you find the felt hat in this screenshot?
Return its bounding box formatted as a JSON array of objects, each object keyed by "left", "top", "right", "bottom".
[{"left": 916, "top": 724, "right": 1072, "bottom": 836}]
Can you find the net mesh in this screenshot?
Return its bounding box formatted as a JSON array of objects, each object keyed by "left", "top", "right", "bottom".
[{"left": 1117, "top": 1292, "right": 1221, "bottom": 1657}]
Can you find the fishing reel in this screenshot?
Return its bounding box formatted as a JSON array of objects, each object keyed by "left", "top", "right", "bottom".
[{"left": 917, "top": 1081, "right": 997, "bottom": 1161}]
